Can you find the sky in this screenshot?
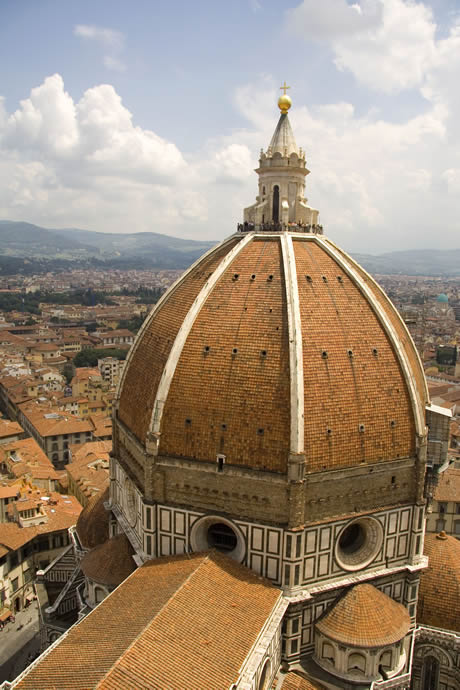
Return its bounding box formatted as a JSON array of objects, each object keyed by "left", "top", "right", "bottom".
[{"left": 1, "top": 0, "right": 460, "bottom": 254}]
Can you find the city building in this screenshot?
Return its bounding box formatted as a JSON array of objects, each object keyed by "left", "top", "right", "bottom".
[
  {"left": 17, "top": 401, "right": 94, "bottom": 469},
  {"left": 97, "top": 357, "right": 125, "bottom": 388},
  {"left": 66, "top": 440, "right": 110, "bottom": 507},
  {"left": 0, "top": 489, "right": 81, "bottom": 615},
  {"left": 426, "top": 465, "right": 460, "bottom": 538}
]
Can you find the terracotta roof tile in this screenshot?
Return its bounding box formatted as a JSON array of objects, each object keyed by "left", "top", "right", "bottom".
[
  {"left": 76, "top": 487, "right": 110, "bottom": 549},
  {"left": 282, "top": 672, "right": 327, "bottom": 690},
  {"left": 80, "top": 533, "right": 135, "bottom": 586},
  {"left": 16, "top": 552, "right": 281, "bottom": 690},
  {"left": 0, "top": 420, "right": 23, "bottom": 438},
  {"left": 316, "top": 584, "right": 410, "bottom": 647},
  {"left": 418, "top": 532, "right": 460, "bottom": 632},
  {"left": 117, "top": 234, "right": 426, "bottom": 473},
  {"left": 433, "top": 467, "right": 460, "bottom": 503}
]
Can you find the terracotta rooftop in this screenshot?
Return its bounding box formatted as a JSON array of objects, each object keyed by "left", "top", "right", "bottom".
[
  {"left": 118, "top": 234, "right": 427, "bottom": 474},
  {"left": 15, "top": 551, "right": 281, "bottom": 690},
  {"left": 0, "top": 485, "right": 19, "bottom": 499},
  {"left": 18, "top": 401, "right": 93, "bottom": 436},
  {"left": 0, "top": 419, "right": 23, "bottom": 438},
  {"left": 81, "top": 533, "right": 135, "bottom": 586},
  {"left": 316, "top": 584, "right": 411, "bottom": 647},
  {"left": 418, "top": 532, "right": 460, "bottom": 633},
  {"left": 434, "top": 466, "right": 460, "bottom": 502},
  {"left": 1, "top": 437, "right": 59, "bottom": 481}
]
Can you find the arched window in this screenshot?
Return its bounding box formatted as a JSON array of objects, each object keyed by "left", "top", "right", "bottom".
[
  {"left": 348, "top": 652, "right": 366, "bottom": 674},
  {"left": 257, "top": 659, "right": 271, "bottom": 690},
  {"left": 322, "top": 642, "right": 335, "bottom": 666},
  {"left": 422, "top": 655, "right": 439, "bottom": 690},
  {"left": 272, "top": 185, "right": 279, "bottom": 223}
]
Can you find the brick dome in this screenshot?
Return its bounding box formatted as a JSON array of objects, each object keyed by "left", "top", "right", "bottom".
[
  {"left": 76, "top": 487, "right": 110, "bottom": 550},
  {"left": 418, "top": 531, "right": 460, "bottom": 632},
  {"left": 116, "top": 231, "right": 427, "bottom": 475},
  {"left": 80, "top": 533, "right": 135, "bottom": 587},
  {"left": 316, "top": 583, "right": 410, "bottom": 647}
]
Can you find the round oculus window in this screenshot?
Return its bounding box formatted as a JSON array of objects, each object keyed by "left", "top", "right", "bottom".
[
  {"left": 190, "top": 515, "right": 246, "bottom": 562},
  {"left": 335, "top": 516, "right": 383, "bottom": 571}
]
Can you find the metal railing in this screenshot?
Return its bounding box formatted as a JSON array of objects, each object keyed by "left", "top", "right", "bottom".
[{"left": 237, "top": 222, "right": 324, "bottom": 234}]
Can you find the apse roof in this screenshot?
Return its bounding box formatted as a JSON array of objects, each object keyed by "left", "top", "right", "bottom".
[
  {"left": 80, "top": 533, "right": 135, "bottom": 587},
  {"left": 418, "top": 531, "right": 460, "bottom": 633},
  {"left": 315, "top": 583, "right": 411, "bottom": 647}
]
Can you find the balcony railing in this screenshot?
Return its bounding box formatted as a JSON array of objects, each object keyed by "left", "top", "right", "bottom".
[{"left": 237, "top": 222, "right": 324, "bottom": 234}]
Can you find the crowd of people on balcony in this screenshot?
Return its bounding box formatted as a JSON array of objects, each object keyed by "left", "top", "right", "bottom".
[{"left": 237, "top": 221, "right": 323, "bottom": 234}]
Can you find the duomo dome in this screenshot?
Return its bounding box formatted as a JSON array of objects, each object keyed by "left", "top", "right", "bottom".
[{"left": 117, "top": 228, "right": 427, "bottom": 476}]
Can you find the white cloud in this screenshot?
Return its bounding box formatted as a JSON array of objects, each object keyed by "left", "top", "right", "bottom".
[
  {"left": 286, "top": 0, "right": 382, "bottom": 39},
  {"left": 0, "top": 75, "right": 200, "bottom": 234},
  {"left": 4, "top": 7, "right": 460, "bottom": 257},
  {"left": 103, "top": 56, "right": 126, "bottom": 72},
  {"left": 74, "top": 24, "right": 124, "bottom": 50},
  {"left": 74, "top": 24, "right": 126, "bottom": 72},
  {"left": 287, "top": 0, "right": 436, "bottom": 93}
]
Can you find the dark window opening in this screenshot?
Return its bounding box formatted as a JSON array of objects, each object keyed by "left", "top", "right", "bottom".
[
  {"left": 422, "top": 656, "right": 439, "bottom": 690},
  {"left": 207, "top": 523, "right": 237, "bottom": 552},
  {"left": 272, "top": 185, "right": 279, "bottom": 223},
  {"left": 339, "top": 523, "right": 365, "bottom": 555}
]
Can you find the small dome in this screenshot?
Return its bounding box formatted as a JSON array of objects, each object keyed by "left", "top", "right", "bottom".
[
  {"left": 418, "top": 532, "right": 460, "bottom": 632},
  {"left": 436, "top": 293, "right": 448, "bottom": 303},
  {"left": 80, "top": 533, "right": 135, "bottom": 587},
  {"left": 316, "top": 584, "right": 410, "bottom": 647},
  {"left": 76, "top": 487, "right": 109, "bottom": 550}
]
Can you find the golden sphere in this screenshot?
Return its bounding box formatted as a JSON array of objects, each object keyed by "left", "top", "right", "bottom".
[{"left": 278, "top": 94, "right": 292, "bottom": 114}]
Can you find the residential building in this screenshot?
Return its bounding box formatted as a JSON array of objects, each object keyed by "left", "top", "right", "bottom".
[{"left": 17, "top": 401, "right": 94, "bottom": 469}]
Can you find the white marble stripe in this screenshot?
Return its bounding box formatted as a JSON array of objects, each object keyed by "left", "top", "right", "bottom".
[
  {"left": 114, "top": 234, "right": 239, "bottom": 404},
  {"left": 281, "top": 233, "right": 305, "bottom": 455},
  {"left": 149, "top": 232, "right": 254, "bottom": 438},
  {"left": 317, "top": 237, "right": 426, "bottom": 438},
  {"left": 325, "top": 236, "right": 429, "bottom": 403}
]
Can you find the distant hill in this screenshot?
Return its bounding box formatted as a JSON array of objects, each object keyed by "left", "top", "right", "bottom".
[
  {"left": 0, "top": 221, "right": 215, "bottom": 269},
  {"left": 0, "top": 221, "right": 460, "bottom": 275},
  {"left": 353, "top": 249, "right": 460, "bottom": 276}
]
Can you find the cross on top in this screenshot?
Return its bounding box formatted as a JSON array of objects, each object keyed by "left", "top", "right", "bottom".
[{"left": 279, "top": 81, "right": 290, "bottom": 96}]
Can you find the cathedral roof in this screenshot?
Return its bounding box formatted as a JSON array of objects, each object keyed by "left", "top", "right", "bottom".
[
  {"left": 80, "top": 533, "right": 135, "bottom": 587},
  {"left": 315, "top": 583, "right": 411, "bottom": 647},
  {"left": 75, "top": 487, "right": 109, "bottom": 550},
  {"left": 15, "top": 552, "right": 282, "bottom": 690},
  {"left": 268, "top": 113, "right": 298, "bottom": 156},
  {"left": 117, "top": 231, "right": 427, "bottom": 475},
  {"left": 418, "top": 531, "right": 460, "bottom": 632}
]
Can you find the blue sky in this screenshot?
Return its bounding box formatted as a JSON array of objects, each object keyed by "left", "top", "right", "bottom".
[{"left": 1, "top": 0, "right": 460, "bottom": 254}]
